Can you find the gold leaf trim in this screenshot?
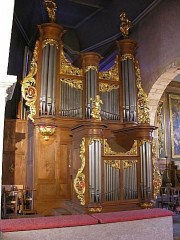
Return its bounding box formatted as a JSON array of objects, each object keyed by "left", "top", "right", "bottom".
[
  {"left": 135, "top": 60, "right": 150, "bottom": 124},
  {"left": 121, "top": 54, "right": 134, "bottom": 61},
  {"left": 104, "top": 160, "right": 121, "bottom": 169},
  {"left": 123, "top": 160, "right": 137, "bottom": 169},
  {"left": 99, "top": 57, "right": 119, "bottom": 81},
  {"left": 21, "top": 41, "right": 39, "bottom": 122},
  {"left": 85, "top": 65, "right": 98, "bottom": 72},
  {"left": 60, "top": 78, "right": 83, "bottom": 90},
  {"left": 99, "top": 82, "right": 119, "bottom": 92},
  {"left": 42, "top": 39, "right": 59, "bottom": 49},
  {"left": 104, "top": 139, "right": 137, "bottom": 156},
  {"left": 60, "top": 51, "right": 83, "bottom": 76},
  {"left": 73, "top": 138, "right": 86, "bottom": 205},
  {"left": 152, "top": 141, "right": 162, "bottom": 199}
]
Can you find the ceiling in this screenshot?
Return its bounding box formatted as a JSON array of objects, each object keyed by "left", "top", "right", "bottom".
[{"left": 8, "top": 0, "right": 162, "bottom": 77}]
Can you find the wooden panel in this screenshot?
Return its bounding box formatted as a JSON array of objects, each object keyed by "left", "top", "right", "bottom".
[
  {"left": 3, "top": 120, "right": 27, "bottom": 186},
  {"left": 14, "top": 154, "right": 26, "bottom": 185}
]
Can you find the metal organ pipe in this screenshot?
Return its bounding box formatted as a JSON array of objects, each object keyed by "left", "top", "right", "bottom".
[
  {"left": 40, "top": 43, "right": 58, "bottom": 116},
  {"left": 121, "top": 58, "right": 137, "bottom": 122},
  {"left": 140, "top": 141, "right": 152, "bottom": 199},
  {"left": 89, "top": 139, "right": 102, "bottom": 203}
]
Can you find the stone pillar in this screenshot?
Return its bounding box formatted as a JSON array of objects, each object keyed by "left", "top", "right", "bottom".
[{"left": 0, "top": 0, "right": 16, "bottom": 218}]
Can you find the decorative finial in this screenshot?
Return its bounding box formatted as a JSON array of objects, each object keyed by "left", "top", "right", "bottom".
[
  {"left": 120, "top": 12, "right": 132, "bottom": 38},
  {"left": 44, "top": 0, "right": 57, "bottom": 23},
  {"left": 90, "top": 95, "right": 103, "bottom": 120}
]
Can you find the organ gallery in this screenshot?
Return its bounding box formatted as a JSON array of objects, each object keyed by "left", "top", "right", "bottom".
[{"left": 2, "top": 0, "right": 161, "bottom": 215}]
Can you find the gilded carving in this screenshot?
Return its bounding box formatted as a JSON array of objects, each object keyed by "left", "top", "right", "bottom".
[
  {"left": 121, "top": 54, "right": 134, "bottom": 61},
  {"left": 88, "top": 137, "right": 102, "bottom": 145},
  {"left": 60, "top": 78, "right": 83, "bottom": 90},
  {"left": 85, "top": 65, "right": 98, "bottom": 72},
  {"left": 135, "top": 60, "right": 150, "bottom": 124},
  {"left": 90, "top": 95, "right": 103, "bottom": 120},
  {"left": 99, "top": 57, "right": 119, "bottom": 81},
  {"left": 152, "top": 141, "right": 162, "bottom": 199},
  {"left": 44, "top": 0, "right": 57, "bottom": 23},
  {"left": 104, "top": 139, "right": 137, "bottom": 156},
  {"left": 21, "top": 41, "right": 38, "bottom": 122},
  {"left": 99, "top": 82, "right": 119, "bottom": 92},
  {"left": 74, "top": 138, "right": 86, "bottom": 205},
  {"left": 42, "top": 39, "right": 59, "bottom": 49},
  {"left": 60, "top": 51, "right": 83, "bottom": 76},
  {"left": 123, "top": 160, "right": 138, "bottom": 169},
  {"left": 120, "top": 12, "right": 132, "bottom": 38},
  {"left": 104, "top": 160, "right": 121, "bottom": 169}
]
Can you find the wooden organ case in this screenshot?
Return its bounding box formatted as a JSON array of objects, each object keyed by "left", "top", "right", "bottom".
[{"left": 20, "top": 4, "right": 160, "bottom": 214}]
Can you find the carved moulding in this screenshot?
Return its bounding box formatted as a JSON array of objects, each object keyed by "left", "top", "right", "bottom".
[
  {"left": 135, "top": 60, "right": 150, "bottom": 124},
  {"left": 21, "top": 41, "right": 39, "bottom": 122},
  {"left": 99, "top": 82, "right": 119, "bottom": 92},
  {"left": 73, "top": 138, "right": 86, "bottom": 205},
  {"left": 104, "top": 139, "right": 137, "bottom": 156},
  {"left": 60, "top": 50, "right": 83, "bottom": 76},
  {"left": 99, "top": 57, "right": 119, "bottom": 81},
  {"left": 60, "top": 78, "right": 83, "bottom": 90}
]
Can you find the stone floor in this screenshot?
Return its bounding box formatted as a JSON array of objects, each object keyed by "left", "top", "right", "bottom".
[{"left": 173, "top": 214, "right": 180, "bottom": 240}]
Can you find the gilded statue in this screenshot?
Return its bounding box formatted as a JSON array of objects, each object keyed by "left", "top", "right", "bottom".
[
  {"left": 90, "top": 95, "right": 103, "bottom": 120},
  {"left": 44, "top": 0, "right": 57, "bottom": 22},
  {"left": 120, "top": 12, "right": 132, "bottom": 38}
]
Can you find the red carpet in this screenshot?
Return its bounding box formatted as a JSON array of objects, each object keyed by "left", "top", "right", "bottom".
[
  {"left": 0, "top": 214, "right": 98, "bottom": 232},
  {"left": 0, "top": 208, "right": 174, "bottom": 232}
]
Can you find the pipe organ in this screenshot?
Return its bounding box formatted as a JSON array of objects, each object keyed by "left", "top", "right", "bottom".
[{"left": 20, "top": 3, "right": 161, "bottom": 214}]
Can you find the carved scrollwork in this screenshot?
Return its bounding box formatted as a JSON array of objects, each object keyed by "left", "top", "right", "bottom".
[
  {"left": 99, "top": 57, "right": 119, "bottom": 81},
  {"left": 60, "top": 51, "right": 83, "bottom": 76},
  {"left": 99, "top": 82, "right": 119, "bottom": 92},
  {"left": 104, "top": 139, "right": 137, "bottom": 156},
  {"left": 135, "top": 60, "right": 150, "bottom": 124},
  {"left": 74, "top": 138, "right": 86, "bottom": 205},
  {"left": 21, "top": 41, "right": 39, "bottom": 122},
  {"left": 152, "top": 141, "right": 162, "bottom": 199},
  {"left": 42, "top": 39, "right": 59, "bottom": 49},
  {"left": 60, "top": 78, "right": 83, "bottom": 90}
]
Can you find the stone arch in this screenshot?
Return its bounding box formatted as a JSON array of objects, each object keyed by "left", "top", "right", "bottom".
[{"left": 148, "top": 66, "right": 180, "bottom": 126}]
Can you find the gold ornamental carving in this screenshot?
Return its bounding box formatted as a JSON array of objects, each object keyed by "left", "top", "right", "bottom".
[
  {"left": 90, "top": 95, "right": 103, "bottom": 120},
  {"left": 104, "top": 139, "right": 137, "bottom": 156},
  {"left": 21, "top": 41, "right": 38, "bottom": 122},
  {"left": 104, "top": 160, "right": 121, "bottom": 169},
  {"left": 74, "top": 138, "right": 86, "bottom": 205},
  {"left": 60, "top": 51, "right": 83, "bottom": 76},
  {"left": 152, "top": 141, "right": 162, "bottom": 199},
  {"left": 99, "top": 82, "right": 119, "bottom": 92},
  {"left": 123, "top": 160, "right": 138, "bottom": 169},
  {"left": 88, "top": 137, "right": 102, "bottom": 145},
  {"left": 135, "top": 60, "right": 150, "bottom": 124},
  {"left": 42, "top": 39, "right": 59, "bottom": 49},
  {"left": 85, "top": 65, "right": 98, "bottom": 72},
  {"left": 44, "top": 0, "right": 57, "bottom": 23},
  {"left": 60, "top": 78, "right": 83, "bottom": 90},
  {"left": 99, "top": 57, "right": 119, "bottom": 81},
  {"left": 121, "top": 53, "right": 134, "bottom": 61},
  {"left": 120, "top": 12, "right": 132, "bottom": 38}
]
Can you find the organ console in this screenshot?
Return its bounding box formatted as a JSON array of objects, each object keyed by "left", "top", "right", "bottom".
[{"left": 20, "top": 1, "right": 161, "bottom": 214}]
